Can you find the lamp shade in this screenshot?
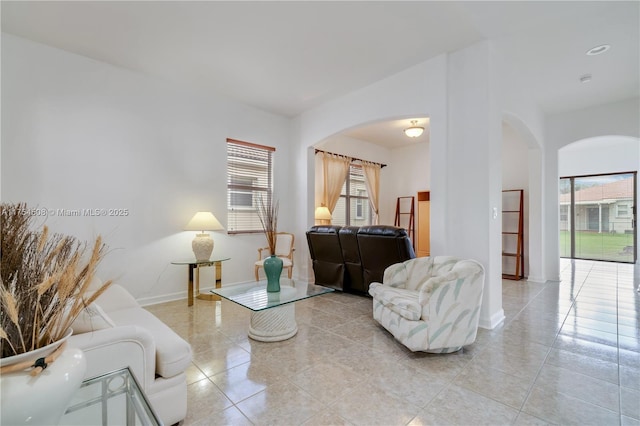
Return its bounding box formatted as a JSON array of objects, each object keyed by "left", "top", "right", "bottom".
[
  {"left": 403, "top": 120, "right": 424, "bottom": 138},
  {"left": 184, "top": 212, "right": 224, "bottom": 232},
  {"left": 314, "top": 206, "right": 332, "bottom": 221}
]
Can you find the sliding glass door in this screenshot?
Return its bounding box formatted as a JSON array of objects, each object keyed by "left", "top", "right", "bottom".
[{"left": 559, "top": 172, "right": 636, "bottom": 263}]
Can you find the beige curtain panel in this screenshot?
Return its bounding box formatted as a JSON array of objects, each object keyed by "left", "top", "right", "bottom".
[
  {"left": 321, "top": 152, "right": 351, "bottom": 213},
  {"left": 361, "top": 160, "right": 381, "bottom": 225}
]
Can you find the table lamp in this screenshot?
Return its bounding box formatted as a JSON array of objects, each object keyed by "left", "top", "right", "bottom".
[
  {"left": 314, "top": 204, "right": 332, "bottom": 225},
  {"left": 184, "top": 212, "right": 224, "bottom": 261}
]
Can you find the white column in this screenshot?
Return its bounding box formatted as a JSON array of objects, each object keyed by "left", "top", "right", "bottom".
[
  {"left": 598, "top": 203, "right": 603, "bottom": 233},
  {"left": 446, "top": 41, "right": 504, "bottom": 329}
]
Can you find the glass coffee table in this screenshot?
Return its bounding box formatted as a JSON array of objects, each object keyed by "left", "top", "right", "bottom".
[{"left": 211, "top": 279, "right": 334, "bottom": 342}]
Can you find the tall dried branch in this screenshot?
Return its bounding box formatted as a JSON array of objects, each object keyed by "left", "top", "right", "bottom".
[
  {"left": 0, "top": 203, "right": 112, "bottom": 358},
  {"left": 257, "top": 196, "right": 279, "bottom": 255}
]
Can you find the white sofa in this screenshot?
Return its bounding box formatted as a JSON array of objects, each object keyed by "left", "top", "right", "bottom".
[
  {"left": 368, "top": 256, "right": 485, "bottom": 353},
  {"left": 68, "top": 284, "right": 192, "bottom": 425}
]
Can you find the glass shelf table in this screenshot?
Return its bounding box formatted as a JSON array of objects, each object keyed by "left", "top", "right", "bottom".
[
  {"left": 61, "top": 367, "right": 160, "bottom": 426},
  {"left": 172, "top": 257, "right": 231, "bottom": 306}
]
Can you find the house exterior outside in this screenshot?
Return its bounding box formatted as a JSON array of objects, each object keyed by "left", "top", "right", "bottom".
[{"left": 559, "top": 176, "right": 635, "bottom": 234}]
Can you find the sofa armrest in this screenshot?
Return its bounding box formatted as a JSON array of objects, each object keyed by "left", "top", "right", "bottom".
[{"left": 68, "top": 325, "right": 156, "bottom": 390}]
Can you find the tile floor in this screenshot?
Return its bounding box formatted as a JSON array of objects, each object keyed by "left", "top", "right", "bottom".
[{"left": 146, "top": 259, "right": 640, "bottom": 425}]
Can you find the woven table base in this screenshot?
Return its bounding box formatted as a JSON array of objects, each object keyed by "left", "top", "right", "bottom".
[{"left": 249, "top": 304, "right": 298, "bottom": 342}]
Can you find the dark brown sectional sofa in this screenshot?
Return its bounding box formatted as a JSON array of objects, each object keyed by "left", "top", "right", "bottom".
[{"left": 306, "top": 225, "right": 415, "bottom": 294}]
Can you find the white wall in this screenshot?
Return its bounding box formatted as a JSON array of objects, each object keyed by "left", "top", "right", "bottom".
[
  {"left": 1, "top": 34, "right": 292, "bottom": 303},
  {"left": 502, "top": 123, "right": 530, "bottom": 201},
  {"left": 385, "top": 142, "right": 430, "bottom": 226},
  {"left": 544, "top": 98, "right": 640, "bottom": 279},
  {"left": 559, "top": 136, "right": 639, "bottom": 177}
]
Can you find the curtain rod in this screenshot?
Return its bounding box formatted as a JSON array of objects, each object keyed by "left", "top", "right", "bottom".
[{"left": 314, "top": 149, "right": 387, "bottom": 168}]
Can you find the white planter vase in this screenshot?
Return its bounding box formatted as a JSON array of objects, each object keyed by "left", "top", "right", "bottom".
[{"left": 1, "top": 333, "right": 86, "bottom": 426}]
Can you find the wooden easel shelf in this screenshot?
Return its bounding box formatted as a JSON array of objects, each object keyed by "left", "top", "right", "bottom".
[
  {"left": 394, "top": 196, "right": 415, "bottom": 251},
  {"left": 502, "top": 189, "right": 524, "bottom": 280}
]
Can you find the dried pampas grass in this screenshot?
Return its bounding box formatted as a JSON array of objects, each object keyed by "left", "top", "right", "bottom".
[
  {"left": 257, "top": 196, "right": 279, "bottom": 255},
  {"left": 1, "top": 203, "right": 112, "bottom": 358}
]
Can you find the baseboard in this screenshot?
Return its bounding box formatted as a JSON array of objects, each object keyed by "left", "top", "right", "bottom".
[
  {"left": 138, "top": 291, "right": 185, "bottom": 307},
  {"left": 526, "top": 275, "right": 547, "bottom": 284},
  {"left": 137, "top": 281, "right": 254, "bottom": 307},
  {"left": 479, "top": 308, "right": 505, "bottom": 330}
]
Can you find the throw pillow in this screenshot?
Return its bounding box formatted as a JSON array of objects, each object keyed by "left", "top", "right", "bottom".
[{"left": 71, "top": 302, "right": 116, "bottom": 334}]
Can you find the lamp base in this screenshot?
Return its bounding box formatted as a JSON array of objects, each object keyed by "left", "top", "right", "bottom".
[{"left": 192, "top": 233, "right": 213, "bottom": 261}]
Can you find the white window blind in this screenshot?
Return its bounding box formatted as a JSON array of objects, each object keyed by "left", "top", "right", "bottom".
[{"left": 226, "top": 139, "right": 275, "bottom": 234}]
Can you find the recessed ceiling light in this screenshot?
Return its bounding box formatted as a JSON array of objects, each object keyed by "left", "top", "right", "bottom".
[
  {"left": 580, "top": 74, "right": 592, "bottom": 83},
  {"left": 586, "top": 44, "right": 610, "bottom": 56}
]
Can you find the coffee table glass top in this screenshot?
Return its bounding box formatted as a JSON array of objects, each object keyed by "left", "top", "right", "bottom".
[{"left": 211, "top": 279, "right": 334, "bottom": 311}]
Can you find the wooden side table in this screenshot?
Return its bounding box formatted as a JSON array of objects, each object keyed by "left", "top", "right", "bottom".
[{"left": 171, "top": 258, "right": 230, "bottom": 306}]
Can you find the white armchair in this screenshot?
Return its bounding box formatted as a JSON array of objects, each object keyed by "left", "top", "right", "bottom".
[
  {"left": 68, "top": 283, "right": 192, "bottom": 425},
  {"left": 255, "top": 232, "right": 295, "bottom": 280},
  {"left": 368, "top": 256, "right": 485, "bottom": 353}
]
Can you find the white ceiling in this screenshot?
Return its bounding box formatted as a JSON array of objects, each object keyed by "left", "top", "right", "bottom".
[
  {"left": 2, "top": 1, "right": 638, "bottom": 148},
  {"left": 343, "top": 118, "right": 431, "bottom": 149}
]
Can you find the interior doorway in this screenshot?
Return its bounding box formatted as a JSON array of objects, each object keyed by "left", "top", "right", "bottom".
[{"left": 559, "top": 171, "right": 637, "bottom": 263}]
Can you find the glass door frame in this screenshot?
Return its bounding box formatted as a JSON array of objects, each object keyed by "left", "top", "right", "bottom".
[{"left": 559, "top": 171, "right": 637, "bottom": 264}]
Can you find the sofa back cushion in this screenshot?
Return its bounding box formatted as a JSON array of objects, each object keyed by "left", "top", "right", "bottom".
[
  {"left": 403, "top": 257, "right": 434, "bottom": 291},
  {"left": 431, "top": 256, "right": 460, "bottom": 276},
  {"left": 93, "top": 284, "right": 140, "bottom": 313},
  {"left": 338, "top": 226, "right": 365, "bottom": 293},
  {"left": 306, "top": 225, "right": 346, "bottom": 290},
  {"left": 401, "top": 256, "right": 460, "bottom": 291},
  {"left": 357, "top": 225, "right": 416, "bottom": 287}
]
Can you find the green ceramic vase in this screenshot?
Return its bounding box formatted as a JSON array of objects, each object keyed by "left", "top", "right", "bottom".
[{"left": 263, "top": 255, "right": 283, "bottom": 292}]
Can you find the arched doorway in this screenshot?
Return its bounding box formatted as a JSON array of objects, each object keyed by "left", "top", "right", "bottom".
[
  {"left": 558, "top": 136, "right": 639, "bottom": 263},
  {"left": 310, "top": 116, "right": 430, "bottom": 227},
  {"left": 502, "top": 113, "right": 545, "bottom": 282}
]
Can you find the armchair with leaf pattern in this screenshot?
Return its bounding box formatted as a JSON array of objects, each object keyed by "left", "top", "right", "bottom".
[{"left": 368, "top": 256, "right": 485, "bottom": 353}]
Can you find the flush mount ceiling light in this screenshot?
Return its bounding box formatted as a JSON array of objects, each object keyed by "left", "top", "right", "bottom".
[
  {"left": 404, "top": 120, "right": 424, "bottom": 138},
  {"left": 580, "top": 74, "right": 593, "bottom": 83},
  {"left": 586, "top": 44, "right": 610, "bottom": 56}
]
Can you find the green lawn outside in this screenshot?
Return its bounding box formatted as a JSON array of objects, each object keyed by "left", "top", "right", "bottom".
[{"left": 560, "top": 230, "right": 635, "bottom": 262}]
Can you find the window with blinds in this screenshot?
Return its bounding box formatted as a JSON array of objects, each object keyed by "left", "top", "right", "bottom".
[{"left": 226, "top": 139, "right": 275, "bottom": 234}]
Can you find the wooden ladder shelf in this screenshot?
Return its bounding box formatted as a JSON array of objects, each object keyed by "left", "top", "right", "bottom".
[
  {"left": 502, "top": 189, "right": 524, "bottom": 280},
  {"left": 394, "top": 196, "right": 415, "bottom": 250}
]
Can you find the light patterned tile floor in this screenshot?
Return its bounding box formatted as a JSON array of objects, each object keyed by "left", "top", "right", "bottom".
[{"left": 146, "top": 259, "right": 640, "bottom": 425}]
